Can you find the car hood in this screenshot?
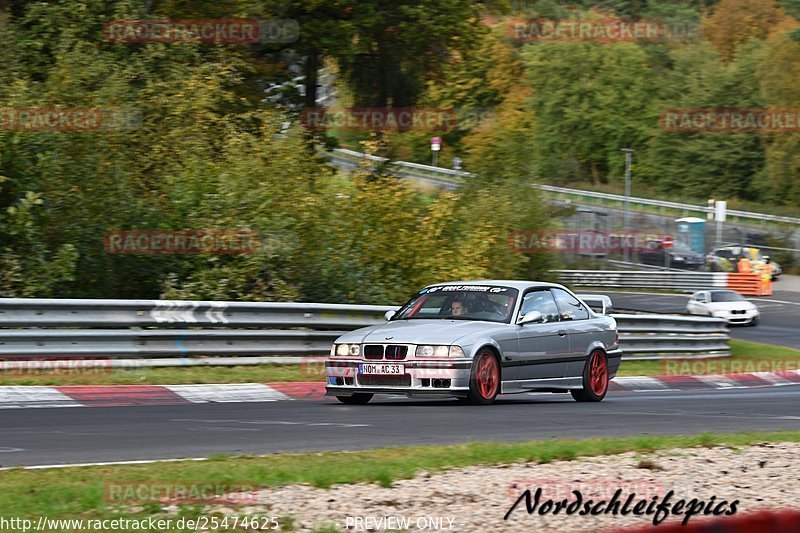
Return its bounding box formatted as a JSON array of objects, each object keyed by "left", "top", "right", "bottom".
[{"left": 335, "top": 319, "right": 503, "bottom": 345}]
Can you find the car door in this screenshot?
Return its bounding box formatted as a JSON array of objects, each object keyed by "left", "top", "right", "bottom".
[
  {"left": 689, "top": 291, "right": 707, "bottom": 315},
  {"left": 512, "top": 288, "right": 570, "bottom": 382},
  {"left": 698, "top": 291, "right": 712, "bottom": 315},
  {"left": 550, "top": 288, "right": 596, "bottom": 378}
]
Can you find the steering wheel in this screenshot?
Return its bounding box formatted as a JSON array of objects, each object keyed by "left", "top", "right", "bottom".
[{"left": 488, "top": 305, "right": 507, "bottom": 318}]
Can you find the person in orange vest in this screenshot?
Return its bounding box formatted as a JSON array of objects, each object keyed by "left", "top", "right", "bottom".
[
  {"left": 737, "top": 255, "right": 752, "bottom": 273},
  {"left": 761, "top": 256, "right": 773, "bottom": 296}
]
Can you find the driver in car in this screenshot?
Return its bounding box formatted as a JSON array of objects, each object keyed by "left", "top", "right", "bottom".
[{"left": 451, "top": 299, "right": 467, "bottom": 317}]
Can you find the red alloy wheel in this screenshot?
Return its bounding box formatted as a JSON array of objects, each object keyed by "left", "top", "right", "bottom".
[
  {"left": 588, "top": 350, "right": 609, "bottom": 396},
  {"left": 476, "top": 352, "right": 499, "bottom": 399}
]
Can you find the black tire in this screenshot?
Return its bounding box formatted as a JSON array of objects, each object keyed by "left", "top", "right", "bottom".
[
  {"left": 750, "top": 316, "right": 760, "bottom": 327},
  {"left": 335, "top": 393, "right": 373, "bottom": 405},
  {"left": 571, "top": 350, "right": 609, "bottom": 403},
  {"left": 466, "top": 349, "right": 501, "bottom": 405}
]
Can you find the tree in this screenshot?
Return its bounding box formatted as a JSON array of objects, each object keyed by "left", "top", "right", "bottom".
[
  {"left": 639, "top": 41, "right": 767, "bottom": 200},
  {"left": 757, "top": 32, "right": 800, "bottom": 204},
  {"left": 521, "top": 40, "right": 654, "bottom": 186},
  {"left": 702, "top": 0, "right": 784, "bottom": 60}
]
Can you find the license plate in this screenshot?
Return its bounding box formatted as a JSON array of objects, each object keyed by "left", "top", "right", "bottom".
[{"left": 358, "top": 363, "right": 404, "bottom": 375}]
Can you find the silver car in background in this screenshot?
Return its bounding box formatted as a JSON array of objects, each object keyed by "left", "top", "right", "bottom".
[{"left": 325, "top": 280, "right": 621, "bottom": 405}]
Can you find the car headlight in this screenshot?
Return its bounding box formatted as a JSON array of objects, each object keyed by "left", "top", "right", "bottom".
[
  {"left": 335, "top": 344, "right": 360, "bottom": 356},
  {"left": 448, "top": 346, "right": 465, "bottom": 358},
  {"left": 416, "top": 345, "right": 464, "bottom": 358},
  {"left": 674, "top": 256, "right": 684, "bottom": 261}
]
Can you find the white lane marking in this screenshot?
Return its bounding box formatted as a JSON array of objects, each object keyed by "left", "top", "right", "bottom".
[
  {"left": 755, "top": 298, "right": 800, "bottom": 306},
  {"left": 166, "top": 383, "right": 291, "bottom": 403},
  {"left": 751, "top": 372, "right": 794, "bottom": 385},
  {"left": 695, "top": 374, "right": 740, "bottom": 389},
  {"left": 612, "top": 377, "right": 673, "bottom": 390},
  {"left": 0, "top": 387, "right": 81, "bottom": 410},
  {"left": 171, "top": 418, "right": 370, "bottom": 428},
  {"left": 0, "top": 457, "right": 210, "bottom": 472},
  {"left": 0, "top": 447, "right": 24, "bottom": 453}
]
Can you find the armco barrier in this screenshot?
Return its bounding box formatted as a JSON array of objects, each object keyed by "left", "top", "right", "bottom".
[
  {"left": 727, "top": 273, "right": 769, "bottom": 296},
  {"left": 0, "top": 298, "right": 392, "bottom": 329},
  {"left": 555, "top": 270, "right": 727, "bottom": 292},
  {"left": 0, "top": 298, "right": 728, "bottom": 363},
  {"left": 613, "top": 314, "right": 730, "bottom": 359},
  {"left": 327, "top": 148, "right": 800, "bottom": 226}
]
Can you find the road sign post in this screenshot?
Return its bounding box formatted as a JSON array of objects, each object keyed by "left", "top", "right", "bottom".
[
  {"left": 663, "top": 236, "right": 673, "bottom": 271},
  {"left": 430, "top": 136, "right": 441, "bottom": 167},
  {"left": 715, "top": 200, "right": 727, "bottom": 247}
]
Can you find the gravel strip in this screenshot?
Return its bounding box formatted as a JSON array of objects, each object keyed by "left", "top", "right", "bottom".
[{"left": 220, "top": 442, "right": 800, "bottom": 531}]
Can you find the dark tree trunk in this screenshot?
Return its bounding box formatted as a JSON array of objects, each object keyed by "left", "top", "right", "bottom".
[{"left": 304, "top": 49, "right": 319, "bottom": 109}]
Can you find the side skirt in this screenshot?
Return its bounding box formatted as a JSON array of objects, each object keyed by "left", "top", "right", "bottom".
[{"left": 501, "top": 377, "right": 583, "bottom": 394}]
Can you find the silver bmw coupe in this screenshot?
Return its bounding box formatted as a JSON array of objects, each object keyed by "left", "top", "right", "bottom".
[{"left": 325, "top": 280, "right": 621, "bottom": 405}]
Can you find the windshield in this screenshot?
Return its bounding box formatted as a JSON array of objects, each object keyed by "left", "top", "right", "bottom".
[
  {"left": 710, "top": 292, "right": 746, "bottom": 303},
  {"left": 393, "top": 285, "right": 519, "bottom": 323}
]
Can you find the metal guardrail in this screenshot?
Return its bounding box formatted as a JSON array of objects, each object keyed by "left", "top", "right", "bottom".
[
  {"left": 327, "top": 148, "right": 800, "bottom": 226},
  {"left": 612, "top": 314, "right": 730, "bottom": 360},
  {"left": 556, "top": 270, "right": 728, "bottom": 291},
  {"left": 0, "top": 298, "right": 393, "bottom": 329},
  {"left": 0, "top": 298, "right": 728, "bottom": 362},
  {"left": 327, "top": 149, "right": 466, "bottom": 190}
]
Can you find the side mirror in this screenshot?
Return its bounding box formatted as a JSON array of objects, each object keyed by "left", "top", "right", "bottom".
[
  {"left": 518, "top": 310, "right": 543, "bottom": 325},
  {"left": 384, "top": 310, "right": 396, "bottom": 321}
]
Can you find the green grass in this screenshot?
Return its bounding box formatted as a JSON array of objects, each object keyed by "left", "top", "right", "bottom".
[
  {"left": 1, "top": 431, "right": 799, "bottom": 532},
  {"left": 617, "top": 338, "right": 800, "bottom": 376}
]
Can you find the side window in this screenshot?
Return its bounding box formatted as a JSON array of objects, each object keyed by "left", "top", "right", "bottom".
[
  {"left": 552, "top": 289, "right": 590, "bottom": 321},
  {"left": 519, "top": 289, "right": 560, "bottom": 323}
]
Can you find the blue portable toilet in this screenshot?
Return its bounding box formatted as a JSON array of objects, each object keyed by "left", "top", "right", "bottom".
[{"left": 675, "top": 217, "right": 706, "bottom": 254}]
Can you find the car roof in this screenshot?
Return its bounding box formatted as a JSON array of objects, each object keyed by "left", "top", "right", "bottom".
[{"left": 423, "top": 280, "right": 566, "bottom": 291}]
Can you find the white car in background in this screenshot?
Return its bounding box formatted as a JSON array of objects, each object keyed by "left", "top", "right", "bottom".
[{"left": 686, "top": 290, "right": 760, "bottom": 326}]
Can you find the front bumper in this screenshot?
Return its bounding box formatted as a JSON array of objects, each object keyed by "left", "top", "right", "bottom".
[
  {"left": 714, "top": 311, "right": 759, "bottom": 324},
  {"left": 325, "top": 358, "right": 472, "bottom": 397}
]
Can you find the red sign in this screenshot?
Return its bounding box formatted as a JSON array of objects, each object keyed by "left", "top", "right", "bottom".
[{"left": 663, "top": 236, "right": 674, "bottom": 249}]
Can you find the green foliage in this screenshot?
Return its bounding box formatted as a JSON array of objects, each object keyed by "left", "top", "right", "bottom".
[
  {"left": 2, "top": 0, "right": 800, "bottom": 300},
  {"left": 522, "top": 40, "right": 654, "bottom": 186},
  {"left": 639, "top": 41, "right": 767, "bottom": 200}
]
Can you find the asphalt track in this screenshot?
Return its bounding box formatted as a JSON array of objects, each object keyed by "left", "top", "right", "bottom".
[
  {"left": 1, "top": 386, "right": 799, "bottom": 468},
  {"left": 608, "top": 290, "right": 800, "bottom": 349}
]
